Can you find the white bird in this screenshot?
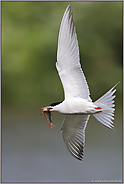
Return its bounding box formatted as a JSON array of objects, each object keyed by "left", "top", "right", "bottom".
[{"left": 40, "top": 3, "right": 119, "bottom": 161}]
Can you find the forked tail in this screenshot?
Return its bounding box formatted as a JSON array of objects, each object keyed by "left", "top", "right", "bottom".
[{"left": 93, "top": 82, "right": 120, "bottom": 129}]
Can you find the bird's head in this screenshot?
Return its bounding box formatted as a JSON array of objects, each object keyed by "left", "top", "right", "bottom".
[
  {"left": 41, "top": 101, "right": 62, "bottom": 112},
  {"left": 41, "top": 106, "right": 53, "bottom": 112}
]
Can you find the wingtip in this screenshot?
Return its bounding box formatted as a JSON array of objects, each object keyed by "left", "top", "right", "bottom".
[
  {"left": 66, "top": 2, "right": 72, "bottom": 13},
  {"left": 113, "top": 81, "right": 120, "bottom": 88},
  {"left": 68, "top": 2, "right": 71, "bottom": 8},
  {"left": 116, "top": 81, "right": 120, "bottom": 86}
]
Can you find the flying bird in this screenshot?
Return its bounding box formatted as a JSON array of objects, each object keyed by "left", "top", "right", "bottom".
[{"left": 40, "top": 3, "right": 119, "bottom": 161}]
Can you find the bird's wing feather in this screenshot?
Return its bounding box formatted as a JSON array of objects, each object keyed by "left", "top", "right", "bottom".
[
  {"left": 57, "top": 4, "right": 91, "bottom": 101},
  {"left": 61, "top": 114, "right": 90, "bottom": 161}
]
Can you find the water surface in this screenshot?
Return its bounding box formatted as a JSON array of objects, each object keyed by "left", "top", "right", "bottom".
[{"left": 2, "top": 109, "right": 122, "bottom": 182}]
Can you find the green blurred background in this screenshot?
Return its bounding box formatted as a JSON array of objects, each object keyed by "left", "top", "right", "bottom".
[
  {"left": 2, "top": 1, "right": 122, "bottom": 112},
  {"left": 1, "top": 1, "right": 123, "bottom": 182}
]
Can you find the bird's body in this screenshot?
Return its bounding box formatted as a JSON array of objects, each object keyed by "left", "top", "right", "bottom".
[
  {"left": 40, "top": 3, "right": 119, "bottom": 161},
  {"left": 51, "top": 98, "right": 98, "bottom": 115}
]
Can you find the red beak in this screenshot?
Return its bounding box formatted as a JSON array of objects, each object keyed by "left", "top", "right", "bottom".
[{"left": 42, "top": 106, "right": 53, "bottom": 111}]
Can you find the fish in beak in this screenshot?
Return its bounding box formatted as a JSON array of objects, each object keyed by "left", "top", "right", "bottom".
[{"left": 39, "top": 106, "right": 54, "bottom": 128}]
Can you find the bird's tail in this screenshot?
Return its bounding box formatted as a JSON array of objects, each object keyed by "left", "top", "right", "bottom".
[{"left": 93, "top": 82, "right": 120, "bottom": 129}]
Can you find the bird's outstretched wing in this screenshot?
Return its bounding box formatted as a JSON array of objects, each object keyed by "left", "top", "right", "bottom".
[
  {"left": 61, "top": 114, "right": 90, "bottom": 161},
  {"left": 57, "top": 4, "right": 91, "bottom": 101}
]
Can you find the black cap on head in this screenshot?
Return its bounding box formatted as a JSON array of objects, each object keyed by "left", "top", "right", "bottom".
[{"left": 49, "top": 101, "right": 62, "bottom": 107}]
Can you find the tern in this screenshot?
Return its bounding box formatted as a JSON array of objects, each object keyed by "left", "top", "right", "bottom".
[{"left": 40, "top": 3, "right": 119, "bottom": 161}]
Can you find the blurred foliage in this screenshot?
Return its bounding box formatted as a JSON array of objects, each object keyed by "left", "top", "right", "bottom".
[{"left": 1, "top": 1, "right": 122, "bottom": 111}]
